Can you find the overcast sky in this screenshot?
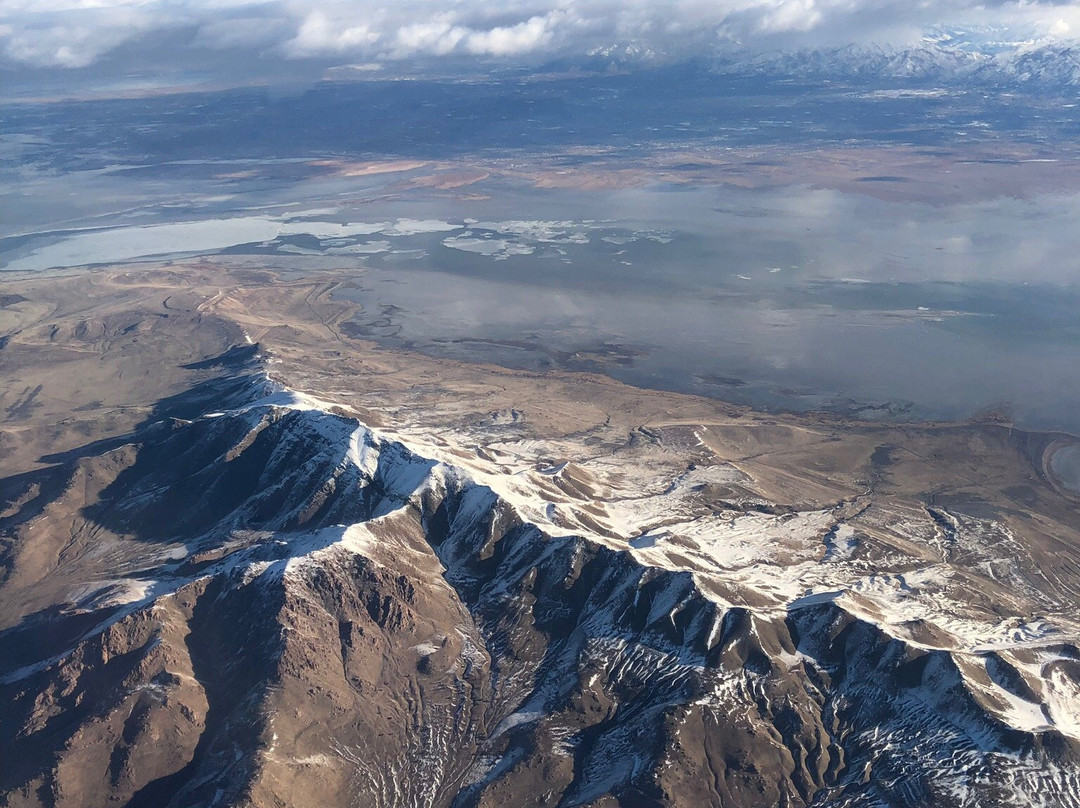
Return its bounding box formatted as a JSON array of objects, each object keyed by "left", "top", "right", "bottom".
[{"left": 2, "top": 0, "right": 1079, "bottom": 87}]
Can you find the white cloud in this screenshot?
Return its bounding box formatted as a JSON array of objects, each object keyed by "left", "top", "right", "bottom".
[
  {"left": 0, "top": 3, "right": 159, "bottom": 67},
  {"left": 756, "top": 0, "right": 822, "bottom": 34},
  {"left": 1, "top": 0, "right": 1079, "bottom": 72},
  {"left": 0, "top": 0, "right": 268, "bottom": 68},
  {"left": 390, "top": 18, "right": 468, "bottom": 57},
  {"left": 464, "top": 13, "right": 556, "bottom": 55},
  {"left": 286, "top": 10, "right": 379, "bottom": 56}
]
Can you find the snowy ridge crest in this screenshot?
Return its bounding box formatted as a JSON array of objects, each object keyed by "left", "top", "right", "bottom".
[
  {"left": 238, "top": 376, "right": 1080, "bottom": 747},
  {"left": 4, "top": 369, "right": 1078, "bottom": 808}
]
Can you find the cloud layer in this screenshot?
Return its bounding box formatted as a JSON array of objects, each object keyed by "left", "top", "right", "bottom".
[{"left": 2, "top": 0, "right": 1079, "bottom": 73}]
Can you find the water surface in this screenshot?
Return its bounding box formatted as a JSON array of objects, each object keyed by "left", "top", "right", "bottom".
[{"left": 5, "top": 172, "right": 1079, "bottom": 434}]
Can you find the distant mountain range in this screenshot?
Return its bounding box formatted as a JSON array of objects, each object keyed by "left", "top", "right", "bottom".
[
  {"left": 572, "top": 33, "right": 1080, "bottom": 90},
  {"left": 729, "top": 41, "right": 1080, "bottom": 88}
]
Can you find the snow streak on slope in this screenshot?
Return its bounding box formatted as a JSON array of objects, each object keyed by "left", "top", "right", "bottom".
[
  {"left": 2, "top": 370, "right": 1078, "bottom": 808},
  {"left": 135, "top": 376, "right": 1080, "bottom": 744}
]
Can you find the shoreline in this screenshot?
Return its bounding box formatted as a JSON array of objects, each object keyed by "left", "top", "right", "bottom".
[
  {"left": 6, "top": 258, "right": 1080, "bottom": 435},
  {"left": 3, "top": 261, "right": 1080, "bottom": 491}
]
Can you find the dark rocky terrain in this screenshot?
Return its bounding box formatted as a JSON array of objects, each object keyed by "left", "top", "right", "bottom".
[{"left": 2, "top": 268, "right": 1078, "bottom": 807}]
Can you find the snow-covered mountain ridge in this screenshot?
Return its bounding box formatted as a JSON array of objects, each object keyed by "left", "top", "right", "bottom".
[
  {"left": 569, "top": 34, "right": 1080, "bottom": 89},
  {"left": 3, "top": 349, "right": 1078, "bottom": 808},
  {"left": 726, "top": 40, "right": 1080, "bottom": 87}
]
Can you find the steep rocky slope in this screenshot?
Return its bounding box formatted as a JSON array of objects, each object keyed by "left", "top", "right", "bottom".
[
  {"left": 2, "top": 269, "right": 1079, "bottom": 808},
  {"left": 2, "top": 352, "right": 1078, "bottom": 808}
]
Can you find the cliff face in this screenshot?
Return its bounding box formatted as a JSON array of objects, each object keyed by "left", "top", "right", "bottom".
[{"left": 2, "top": 351, "right": 1078, "bottom": 808}]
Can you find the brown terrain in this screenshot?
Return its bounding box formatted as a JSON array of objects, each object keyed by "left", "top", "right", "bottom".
[
  {"left": 300, "top": 143, "right": 1080, "bottom": 204},
  {"left": 1, "top": 263, "right": 1078, "bottom": 807}
]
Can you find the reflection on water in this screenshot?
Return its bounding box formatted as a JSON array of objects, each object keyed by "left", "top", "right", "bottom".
[
  {"left": 331, "top": 184, "right": 1080, "bottom": 434},
  {"left": 5, "top": 176, "right": 1080, "bottom": 434},
  {"left": 339, "top": 263, "right": 1080, "bottom": 433}
]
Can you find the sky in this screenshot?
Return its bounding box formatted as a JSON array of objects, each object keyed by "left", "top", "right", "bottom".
[{"left": 2, "top": 0, "right": 1079, "bottom": 89}]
